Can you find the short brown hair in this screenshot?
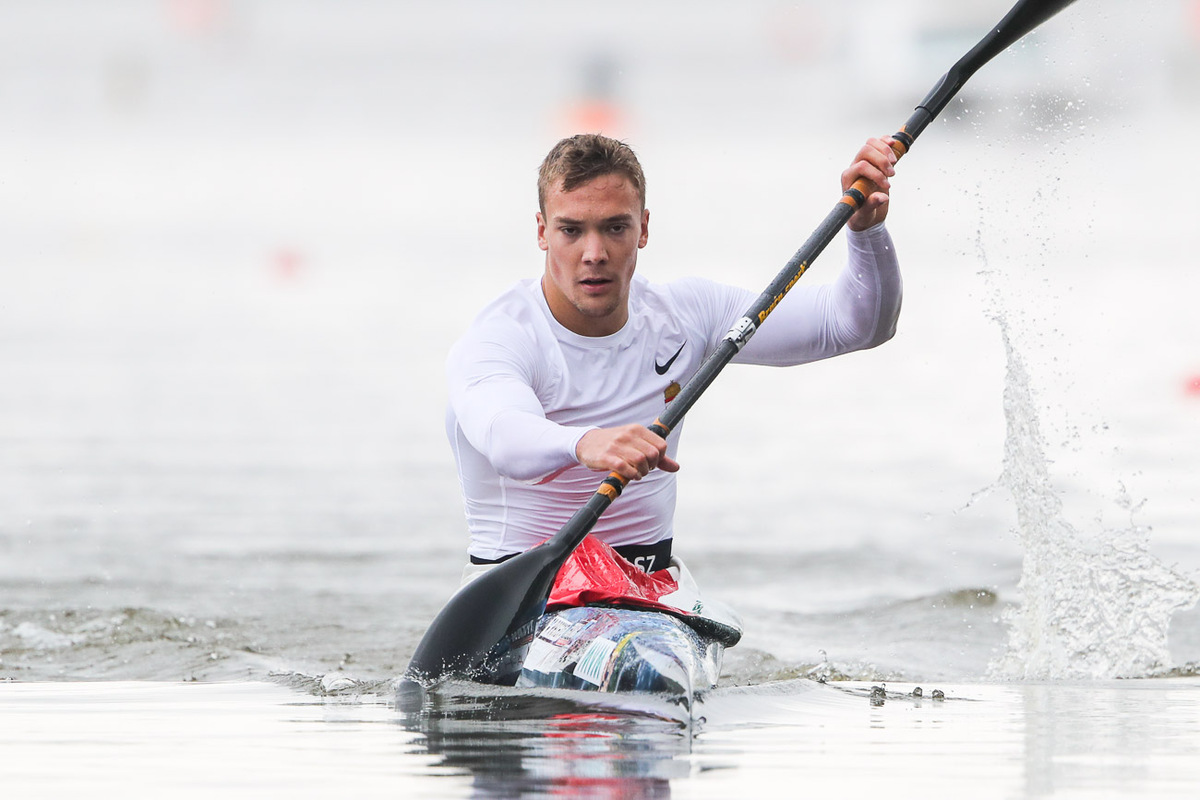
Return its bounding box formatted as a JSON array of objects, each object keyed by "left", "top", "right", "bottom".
[{"left": 537, "top": 134, "right": 646, "bottom": 214}]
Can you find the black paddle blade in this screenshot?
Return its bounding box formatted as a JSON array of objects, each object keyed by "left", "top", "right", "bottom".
[
  {"left": 403, "top": 483, "right": 618, "bottom": 686},
  {"left": 402, "top": 541, "right": 566, "bottom": 686},
  {"left": 962, "top": 0, "right": 1079, "bottom": 76},
  {"left": 909, "top": 0, "right": 1080, "bottom": 137}
]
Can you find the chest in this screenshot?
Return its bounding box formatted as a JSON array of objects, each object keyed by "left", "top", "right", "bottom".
[{"left": 536, "top": 322, "right": 699, "bottom": 429}]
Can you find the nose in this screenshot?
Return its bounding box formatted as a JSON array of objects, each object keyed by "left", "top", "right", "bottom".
[{"left": 581, "top": 231, "right": 607, "bottom": 265}]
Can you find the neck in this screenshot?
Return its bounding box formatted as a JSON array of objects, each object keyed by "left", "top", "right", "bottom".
[{"left": 540, "top": 276, "right": 627, "bottom": 337}]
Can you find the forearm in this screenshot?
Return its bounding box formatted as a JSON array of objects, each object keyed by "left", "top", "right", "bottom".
[
  {"left": 471, "top": 408, "right": 591, "bottom": 483},
  {"left": 837, "top": 221, "right": 902, "bottom": 349},
  {"left": 737, "top": 222, "right": 902, "bottom": 365},
  {"left": 447, "top": 337, "right": 592, "bottom": 484}
]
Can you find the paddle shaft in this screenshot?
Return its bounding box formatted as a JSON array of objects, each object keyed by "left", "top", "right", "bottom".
[{"left": 546, "top": 0, "right": 1080, "bottom": 556}]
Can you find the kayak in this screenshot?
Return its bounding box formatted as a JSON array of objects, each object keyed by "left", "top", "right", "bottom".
[
  {"left": 516, "top": 605, "right": 724, "bottom": 699},
  {"left": 400, "top": 537, "right": 741, "bottom": 702},
  {"left": 503, "top": 540, "right": 740, "bottom": 700}
]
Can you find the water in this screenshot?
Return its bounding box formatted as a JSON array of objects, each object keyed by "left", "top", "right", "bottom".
[
  {"left": 4, "top": 0, "right": 1200, "bottom": 796},
  {"left": 990, "top": 322, "right": 1200, "bottom": 680},
  {"left": 5, "top": 679, "right": 1200, "bottom": 797}
]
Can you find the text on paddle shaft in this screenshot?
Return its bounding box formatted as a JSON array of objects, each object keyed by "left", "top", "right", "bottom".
[{"left": 759, "top": 262, "right": 809, "bottom": 324}]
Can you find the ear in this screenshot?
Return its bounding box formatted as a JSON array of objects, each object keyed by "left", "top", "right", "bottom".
[
  {"left": 537, "top": 212, "right": 549, "bottom": 251},
  {"left": 638, "top": 208, "right": 649, "bottom": 249}
]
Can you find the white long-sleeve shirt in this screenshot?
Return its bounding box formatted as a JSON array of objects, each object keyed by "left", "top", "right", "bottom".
[{"left": 445, "top": 223, "right": 901, "bottom": 560}]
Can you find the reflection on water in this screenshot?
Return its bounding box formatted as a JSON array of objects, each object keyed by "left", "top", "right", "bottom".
[
  {"left": 4, "top": 680, "right": 1200, "bottom": 796},
  {"left": 397, "top": 681, "right": 695, "bottom": 798},
  {"left": 1019, "top": 682, "right": 1200, "bottom": 798},
  {"left": 390, "top": 677, "right": 1200, "bottom": 798}
]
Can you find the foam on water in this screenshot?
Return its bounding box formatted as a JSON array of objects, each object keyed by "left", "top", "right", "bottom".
[{"left": 989, "top": 320, "right": 1200, "bottom": 679}]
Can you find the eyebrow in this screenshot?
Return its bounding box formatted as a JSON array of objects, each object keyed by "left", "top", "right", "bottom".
[{"left": 552, "top": 213, "right": 636, "bottom": 226}]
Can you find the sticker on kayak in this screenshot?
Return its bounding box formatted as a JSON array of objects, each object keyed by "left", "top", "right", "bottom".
[
  {"left": 573, "top": 637, "right": 618, "bottom": 686},
  {"left": 630, "top": 640, "right": 690, "bottom": 693},
  {"left": 537, "top": 614, "right": 579, "bottom": 647}
]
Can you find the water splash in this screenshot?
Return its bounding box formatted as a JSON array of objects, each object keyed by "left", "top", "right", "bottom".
[{"left": 989, "top": 321, "right": 1200, "bottom": 679}]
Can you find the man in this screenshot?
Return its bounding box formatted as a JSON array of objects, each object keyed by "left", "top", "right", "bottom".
[{"left": 446, "top": 133, "right": 900, "bottom": 578}]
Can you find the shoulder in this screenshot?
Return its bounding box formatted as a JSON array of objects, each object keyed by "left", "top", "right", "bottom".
[
  {"left": 465, "top": 279, "right": 543, "bottom": 327},
  {"left": 635, "top": 274, "right": 753, "bottom": 323},
  {"left": 632, "top": 274, "right": 723, "bottom": 309},
  {"left": 455, "top": 280, "right": 547, "bottom": 346},
  {"left": 447, "top": 279, "right": 555, "bottom": 379}
]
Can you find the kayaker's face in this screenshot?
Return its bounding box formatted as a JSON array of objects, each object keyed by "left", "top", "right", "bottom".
[{"left": 538, "top": 173, "right": 649, "bottom": 337}]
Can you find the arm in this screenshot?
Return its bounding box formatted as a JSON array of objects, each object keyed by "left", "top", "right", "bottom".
[
  {"left": 735, "top": 222, "right": 901, "bottom": 365},
  {"left": 736, "top": 137, "right": 903, "bottom": 364},
  {"left": 447, "top": 334, "right": 589, "bottom": 484},
  {"left": 447, "top": 325, "right": 677, "bottom": 484}
]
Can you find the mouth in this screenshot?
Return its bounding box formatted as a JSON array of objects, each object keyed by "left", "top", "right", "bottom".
[{"left": 579, "top": 277, "right": 612, "bottom": 292}]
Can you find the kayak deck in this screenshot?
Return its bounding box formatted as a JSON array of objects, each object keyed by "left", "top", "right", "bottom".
[{"left": 516, "top": 606, "right": 723, "bottom": 697}]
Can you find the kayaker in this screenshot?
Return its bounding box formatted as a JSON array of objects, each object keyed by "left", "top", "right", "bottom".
[{"left": 445, "top": 133, "right": 900, "bottom": 580}]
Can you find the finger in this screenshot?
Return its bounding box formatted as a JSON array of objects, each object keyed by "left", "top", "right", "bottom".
[
  {"left": 614, "top": 438, "right": 652, "bottom": 482},
  {"left": 843, "top": 162, "right": 891, "bottom": 194},
  {"left": 625, "top": 430, "right": 674, "bottom": 479},
  {"left": 626, "top": 426, "right": 668, "bottom": 456},
  {"left": 643, "top": 434, "right": 672, "bottom": 474},
  {"left": 635, "top": 434, "right": 677, "bottom": 475},
  {"left": 852, "top": 139, "right": 898, "bottom": 179},
  {"left": 848, "top": 193, "right": 889, "bottom": 230},
  {"left": 843, "top": 150, "right": 893, "bottom": 189},
  {"left": 644, "top": 439, "right": 669, "bottom": 474},
  {"left": 608, "top": 454, "right": 644, "bottom": 482},
  {"left": 867, "top": 136, "right": 899, "bottom": 163},
  {"left": 858, "top": 148, "right": 896, "bottom": 179},
  {"left": 621, "top": 445, "right": 676, "bottom": 479}
]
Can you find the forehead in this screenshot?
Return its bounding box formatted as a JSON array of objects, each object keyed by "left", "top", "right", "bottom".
[{"left": 544, "top": 173, "right": 642, "bottom": 218}]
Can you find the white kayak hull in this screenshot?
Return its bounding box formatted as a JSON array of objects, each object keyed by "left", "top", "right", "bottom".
[{"left": 515, "top": 606, "right": 723, "bottom": 697}]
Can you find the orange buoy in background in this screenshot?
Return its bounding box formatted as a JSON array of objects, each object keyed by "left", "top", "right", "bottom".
[{"left": 560, "top": 54, "right": 628, "bottom": 138}]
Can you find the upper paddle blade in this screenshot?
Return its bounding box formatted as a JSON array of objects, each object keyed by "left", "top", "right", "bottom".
[
  {"left": 909, "top": 0, "right": 1081, "bottom": 136},
  {"left": 963, "top": 0, "right": 1079, "bottom": 74}
]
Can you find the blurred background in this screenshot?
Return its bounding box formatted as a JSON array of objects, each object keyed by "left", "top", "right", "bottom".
[
  {"left": 2, "top": 0, "right": 1200, "bottom": 679},
  {"left": 4, "top": 0, "right": 1197, "bottom": 278}
]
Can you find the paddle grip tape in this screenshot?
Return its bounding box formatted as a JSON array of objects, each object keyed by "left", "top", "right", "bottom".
[
  {"left": 840, "top": 186, "right": 867, "bottom": 209},
  {"left": 598, "top": 473, "right": 627, "bottom": 500}
]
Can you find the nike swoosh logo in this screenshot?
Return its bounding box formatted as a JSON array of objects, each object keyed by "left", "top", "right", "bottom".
[{"left": 655, "top": 341, "right": 686, "bottom": 375}]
